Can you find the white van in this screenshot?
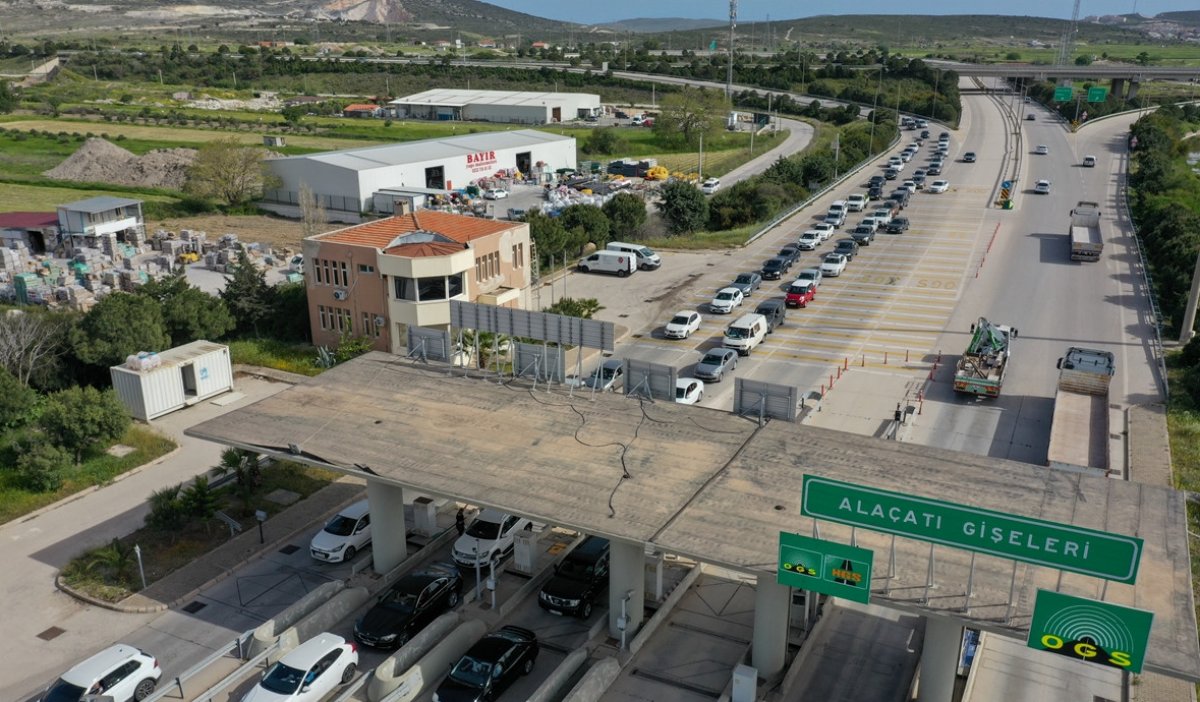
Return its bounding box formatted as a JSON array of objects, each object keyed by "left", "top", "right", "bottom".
[
  {"left": 607, "top": 241, "right": 661, "bottom": 270},
  {"left": 723, "top": 313, "right": 768, "bottom": 356},
  {"left": 578, "top": 250, "right": 636, "bottom": 276}
]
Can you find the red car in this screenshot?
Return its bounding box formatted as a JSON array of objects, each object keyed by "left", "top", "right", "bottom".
[{"left": 785, "top": 281, "right": 816, "bottom": 308}]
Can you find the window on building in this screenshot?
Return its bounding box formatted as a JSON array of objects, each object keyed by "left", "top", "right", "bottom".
[
  {"left": 358, "top": 264, "right": 375, "bottom": 274},
  {"left": 517, "top": 243, "right": 524, "bottom": 268},
  {"left": 362, "top": 311, "right": 381, "bottom": 338},
  {"left": 339, "top": 308, "right": 353, "bottom": 334},
  {"left": 314, "top": 260, "right": 324, "bottom": 284},
  {"left": 447, "top": 272, "right": 464, "bottom": 298},
  {"left": 475, "top": 258, "right": 482, "bottom": 283},
  {"left": 394, "top": 277, "right": 417, "bottom": 301},
  {"left": 318, "top": 305, "right": 329, "bottom": 330},
  {"left": 338, "top": 261, "right": 349, "bottom": 287},
  {"left": 417, "top": 276, "right": 447, "bottom": 301}
]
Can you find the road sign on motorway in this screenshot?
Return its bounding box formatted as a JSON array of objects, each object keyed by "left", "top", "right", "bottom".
[
  {"left": 778, "top": 531, "right": 874, "bottom": 604},
  {"left": 1087, "top": 86, "right": 1109, "bottom": 103},
  {"left": 800, "top": 476, "right": 1144, "bottom": 583},
  {"left": 1002, "top": 180, "right": 1013, "bottom": 189},
  {"left": 1027, "top": 589, "right": 1154, "bottom": 673},
  {"left": 1054, "top": 86, "right": 1074, "bottom": 101}
]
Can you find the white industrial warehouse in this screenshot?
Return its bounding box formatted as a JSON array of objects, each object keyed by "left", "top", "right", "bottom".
[
  {"left": 261, "top": 130, "right": 577, "bottom": 222},
  {"left": 389, "top": 89, "right": 601, "bottom": 124}
]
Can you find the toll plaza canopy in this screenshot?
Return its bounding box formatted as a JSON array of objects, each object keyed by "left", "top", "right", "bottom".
[{"left": 186, "top": 353, "right": 1199, "bottom": 680}]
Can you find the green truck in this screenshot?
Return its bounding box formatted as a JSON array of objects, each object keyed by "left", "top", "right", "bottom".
[{"left": 953, "top": 318, "right": 1016, "bottom": 398}]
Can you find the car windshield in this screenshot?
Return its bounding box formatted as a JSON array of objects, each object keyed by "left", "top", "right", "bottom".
[
  {"left": 381, "top": 586, "right": 419, "bottom": 611},
  {"left": 725, "top": 325, "right": 750, "bottom": 339},
  {"left": 324, "top": 514, "right": 357, "bottom": 536},
  {"left": 675, "top": 385, "right": 693, "bottom": 399},
  {"left": 637, "top": 246, "right": 655, "bottom": 257},
  {"left": 735, "top": 275, "right": 754, "bottom": 284},
  {"left": 466, "top": 519, "right": 502, "bottom": 540},
  {"left": 449, "top": 655, "right": 493, "bottom": 688},
  {"left": 826, "top": 254, "right": 843, "bottom": 262},
  {"left": 716, "top": 291, "right": 735, "bottom": 301},
  {"left": 704, "top": 353, "right": 730, "bottom": 364},
  {"left": 260, "top": 662, "right": 307, "bottom": 695},
  {"left": 557, "top": 559, "right": 595, "bottom": 580},
  {"left": 764, "top": 260, "right": 781, "bottom": 269},
  {"left": 789, "top": 285, "right": 810, "bottom": 295},
  {"left": 43, "top": 680, "right": 87, "bottom": 702},
  {"left": 670, "top": 315, "right": 691, "bottom": 326}
]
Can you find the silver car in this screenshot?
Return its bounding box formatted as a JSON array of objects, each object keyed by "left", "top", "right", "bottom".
[{"left": 693, "top": 348, "right": 739, "bottom": 382}]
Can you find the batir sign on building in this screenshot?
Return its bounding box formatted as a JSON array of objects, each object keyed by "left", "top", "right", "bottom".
[{"left": 466, "top": 151, "right": 498, "bottom": 173}]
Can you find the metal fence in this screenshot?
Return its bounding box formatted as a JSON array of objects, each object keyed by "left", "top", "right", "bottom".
[{"left": 1118, "top": 150, "right": 1170, "bottom": 400}]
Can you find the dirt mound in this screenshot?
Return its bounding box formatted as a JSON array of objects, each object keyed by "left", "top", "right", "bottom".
[{"left": 45, "top": 138, "right": 197, "bottom": 190}]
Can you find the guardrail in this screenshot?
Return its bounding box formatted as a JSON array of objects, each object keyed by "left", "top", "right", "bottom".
[
  {"left": 744, "top": 130, "right": 904, "bottom": 246},
  {"left": 1118, "top": 150, "right": 1170, "bottom": 400},
  {"left": 184, "top": 636, "right": 283, "bottom": 702},
  {"left": 142, "top": 630, "right": 258, "bottom": 702}
]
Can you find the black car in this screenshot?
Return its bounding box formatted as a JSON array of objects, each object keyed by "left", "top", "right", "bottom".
[
  {"left": 1025, "top": 113, "right": 1036, "bottom": 121},
  {"left": 885, "top": 217, "right": 910, "bottom": 234},
  {"left": 867, "top": 175, "right": 886, "bottom": 188},
  {"left": 435, "top": 626, "right": 539, "bottom": 702},
  {"left": 927, "top": 163, "right": 942, "bottom": 176},
  {"left": 760, "top": 256, "right": 791, "bottom": 280},
  {"left": 920, "top": 130, "right": 931, "bottom": 139},
  {"left": 755, "top": 298, "right": 787, "bottom": 332},
  {"left": 777, "top": 244, "right": 802, "bottom": 266},
  {"left": 884, "top": 168, "right": 899, "bottom": 180},
  {"left": 354, "top": 566, "right": 463, "bottom": 649},
  {"left": 867, "top": 185, "right": 885, "bottom": 200},
  {"left": 849, "top": 226, "right": 875, "bottom": 246},
  {"left": 539, "top": 536, "right": 609, "bottom": 618},
  {"left": 834, "top": 239, "right": 859, "bottom": 261},
  {"left": 963, "top": 152, "right": 977, "bottom": 163}
]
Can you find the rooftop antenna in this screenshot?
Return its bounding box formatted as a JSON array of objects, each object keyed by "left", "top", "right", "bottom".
[{"left": 726, "top": 0, "right": 737, "bottom": 98}]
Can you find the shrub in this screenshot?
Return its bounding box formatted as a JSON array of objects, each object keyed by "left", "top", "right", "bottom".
[{"left": 14, "top": 441, "right": 72, "bottom": 492}]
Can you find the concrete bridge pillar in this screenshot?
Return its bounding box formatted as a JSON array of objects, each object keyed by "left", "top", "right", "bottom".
[
  {"left": 1111, "top": 78, "right": 1126, "bottom": 99},
  {"left": 609, "top": 540, "right": 646, "bottom": 644},
  {"left": 751, "top": 573, "right": 791, "bottom": 678},
  {"left": 1127, "top": 80, "right": 1141, "bottom": 100},
  {"left": 918, "top": 615, "right": 962, "bottom": 702},
  {"left": 367, "top": 480, "right": 408, "bottom": 573}
]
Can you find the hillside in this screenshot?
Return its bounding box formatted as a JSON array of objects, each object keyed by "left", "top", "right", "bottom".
[
  {"left": 1156, "top": 10, "right": 1200, "bottom": 27},
  {"left": 599, "top": 17, "right": 726, "bottom": 33}
]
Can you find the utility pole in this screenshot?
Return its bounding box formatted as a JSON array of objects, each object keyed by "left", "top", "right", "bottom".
[
  {"left": 1181, "top": 249, "right": 1200, "bottom": 344},
  {"left": 726, "top": 0, "right": 737, "bottom": 98}
]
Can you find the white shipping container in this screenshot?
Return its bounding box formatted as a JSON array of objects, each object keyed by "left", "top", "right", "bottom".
[{"left": 110, "top": 340, "right": 234, "bottom": 420}]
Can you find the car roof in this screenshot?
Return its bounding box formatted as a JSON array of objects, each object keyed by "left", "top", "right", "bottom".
[
  {"left": 676, "top": 377, "right": 701, "bottom": 389},
  {"left": 717, "top": 286, "right": 740, "bottom": 295},
  {"left": 566, "top": 535, "right": 610, "bottom": 562},
  {"left": 599, "top": 358, "right": 624, "bottom": 371},
  {"left": 474, "top": 507, "right": 512, "bottom": 523},
  {"left": 60, "top": 645, "right": 144, "bottom": 685},
  {"left": 280, "top": 633, "right": 346, "bottom": 668},
  {"left": 335, "top": 499, "right": 370, "bottom": 519},
  {"left": 702, "top": 349, "right": 734, "bottom": 360},
  {"left": 672, "top": 310, "right": 696, "bottom": 318},
  {"left": 394, "top": 572, "right": 443, "bottom": 594}
]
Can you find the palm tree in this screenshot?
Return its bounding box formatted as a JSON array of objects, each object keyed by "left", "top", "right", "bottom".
[
  {"left": 87, "top": 538, "right": 136, "bottom": 584},
  {"left": 145, "top": 483, "right": 185, "bottom": 536},
  {"left": 182, "top": 476, "right": 219, "bottom": 529},
  {"left": 213, "top": 448, "right": 262, "bottom": 513}
]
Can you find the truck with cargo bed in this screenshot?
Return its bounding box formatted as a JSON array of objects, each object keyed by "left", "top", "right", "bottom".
[
  {"left": 1069, "top": 201, "right": 1103, "bottom": 262},
  {"left": 953, "top": 318, "right": 1016, "bottom": 398},
  {"left": 1047, "top": 347, "right": 1115, "bottom": 476}
]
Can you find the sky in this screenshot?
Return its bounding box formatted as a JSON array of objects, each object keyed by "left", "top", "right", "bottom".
[{"left": 488, "top": 0, "right": 1199, "bottom": 24}]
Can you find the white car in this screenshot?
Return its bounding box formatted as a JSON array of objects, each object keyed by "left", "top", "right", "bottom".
[
  {"left": 859, "top": 217, "right": 882, "bottom": 233},
  {"left": 42, "top": 645, "right": 161, "bottom": 702},
  {"left": 242, "top": 633, "right": 357, "bottom": 702},
  {"left": 310, "top": 500, "right": 371, "bottom": 563},
  {"left": 1082, "top": 155, "right": 1097, "bottom": 167},
  {"left": 1034, "top": 144, "right": 1049, "bottom": 155},
  {"left": 710, "top": 287, "right": 744, "bottom": 314},
  {"left": 1034, "top": 179, "right": 1052, "bottom": 194},
  {"left": 871, "top": 208, "right": 893, "bottom": 225},
  {"left": 900, "top": 180, "right": 917, "bottom": 194},
  {"left": 928, "top": 180, "right": 950, "bottom": 193},
  {"left": 812, "top": 223, "right": 835, "bottom": 241},
  {"left": 794, "top": 267, "right": 823, "bottom": 289},
  {"left": 797, "top": 231, "right": 822, "bottom": 250},
  {"left": 482, "top": 188, "right": 508, "bottom": 200},
  {"left": 846, "top": 194, "right": 867, "bottom": 211},
  {"left": 701, "top": 178, "right": 721, "bottom": 194},
  {"left": 452, "top": 508, "right": 531, "bottom": 569},
  {"left": 820, "top": 253, "right": 848, "bottom": 277},
  {"left": 674, "top": 378, "right": 705, "bottom": 405},
  {"left": 664, "top": 310, "right": 702, "bottom": 339}
]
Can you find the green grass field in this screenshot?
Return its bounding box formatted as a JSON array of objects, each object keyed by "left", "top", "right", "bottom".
[
  {"left": 0, "top": 182, "right": 176, "bottom": 211},
  {"left": 891, "top": 42, "right": 1200, "bottom": 66}
]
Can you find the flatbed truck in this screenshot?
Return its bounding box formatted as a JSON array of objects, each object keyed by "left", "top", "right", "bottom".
[
  {"left": 1047, "top": 347, "right": 1115, "bottom": 476},
  {"left": 953, "top": 318, "right": 1016, "bottom": 398},
  {"left": 1069, "top": 201, "right": 1103, "bottom": 262}
]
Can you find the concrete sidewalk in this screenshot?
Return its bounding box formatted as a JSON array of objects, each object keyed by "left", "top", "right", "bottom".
[{"left": 1, "top": 373, "right": 294, "bottom": 700}]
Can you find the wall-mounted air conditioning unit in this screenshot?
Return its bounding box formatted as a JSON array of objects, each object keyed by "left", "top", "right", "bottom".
[
  {"left": 374, "top": 316, "right": 385, "bottom": 327},
  {"left": 333, "top": 290, "right": 348, "bottom": 300}
]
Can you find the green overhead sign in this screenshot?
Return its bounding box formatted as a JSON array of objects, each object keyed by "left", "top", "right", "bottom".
[
  {"left": 1027, "top": 590, "right": 1154, "bottom": 673},
  {"left": 1087, "top": 86, "right": 1110, "bottom": 103},
  {"left": 800, "top": 476, "right": 1143, "bottom": 584},
  {"left": 1053, "top": 86, "right": 1075, "bottom": 101},
  {"left": 778, "top": 531, "right": 874, "bottom": 604}
]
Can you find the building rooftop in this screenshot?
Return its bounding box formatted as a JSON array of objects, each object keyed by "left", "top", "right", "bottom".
[
  {"left": 58, "top": 196, "right": 143, "bottom": 214},
  {"left": 391, "top": 89, "right": 600, "bottom": 109},
  {"left": 0, "top": 212, "right": 57, "bottom": 229},
  {"left": 315, "top": 211, "right": 518, "bottom": 256},
  {"left": 274, "top": 130, "right": 574, "bottom": 174},
  {"left": 343, "top": 103, "right": 380, "bottom": 112},
  {"left": 111, "top": 340, "right": 227, "bottom": 373},
  {"left": 186, "top": 354, "right": 1200, "bottom": 682}
]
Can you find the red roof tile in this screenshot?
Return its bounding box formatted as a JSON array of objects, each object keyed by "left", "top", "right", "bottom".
[
  {"left": 387, "top": 241, "right": 466, "bottom": 257},
  {"left": 343, "top": 104, "right": 379, "bottom": 112},
  {"left": 0, "top": 212, "right": 57, "bottom": 229},
  {"left": 319, "top": 211, "right": 517, "bottom": 255}
]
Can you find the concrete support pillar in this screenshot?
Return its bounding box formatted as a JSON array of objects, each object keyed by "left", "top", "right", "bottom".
[
  {"left": 1127, "top": 81, "right": 1140, "bottom": 100},
  {"left": 367, "top": 480, "right": 407, "bottom": 573},
  {"left": 918, "top": 616, "right": 962, "bottom": 702},
  {"left": 608, "top": 541, "right": 645, "bottom": 644},
  {"left": 1112, "top": 78, "right": 1126, "bottom": 99},
  {"left": 751, "top": 574, "right": 791, "bottom": 678},
  {"left": 1180, "top": 248, "right": 1200, "bottom": 344}
]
